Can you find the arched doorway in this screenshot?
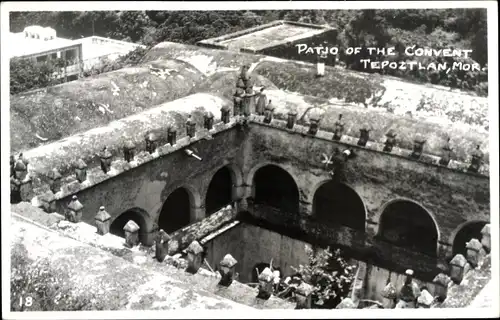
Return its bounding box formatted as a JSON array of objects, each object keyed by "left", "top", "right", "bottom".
[
  {"left": 110, "top": 209, "right": 149, "bottom": 244},
  {"left": 253, "top": 165, "right": 300, "bottom": 214},
  {"left": 312, "top": 181, "right": 366, "bottom": 231},
  {"left": 158, "top": 187, "right": 192, "bottom": 234},
  {"left": 452, "top": 221, "right": 488, "bottom": 256},
  {"left": 205, "top": 166, "right": 233, "bottom": 216},
  {"left": 378, "top": 200, "right": 439, "bottom": 257}
]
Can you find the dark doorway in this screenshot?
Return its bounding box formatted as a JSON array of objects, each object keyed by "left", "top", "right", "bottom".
[
  {"left": 110, "top": 210, "right": 148, "bottom": 244},
  {"left": 452, "top": 221, "right": 487, "bottom": 256},
  {"left": 158, "top": 188, "right": 191, "bottom": 234},
  {"left": 253, "top": 165, "right": 300, "bottom": 214},
  {"left": 313, "top": 181, "right": 366, "bottom": 231},
  {"left": 379, "top": 201, "right": 438, "bottom": 257},
  {"left": 206, "top": 166, "right": 233, "bottom": 216}
]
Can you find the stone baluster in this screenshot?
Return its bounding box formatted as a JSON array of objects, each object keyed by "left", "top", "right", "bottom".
[
  {"left": 75, "top": 159, "right": 88, "bottom": 183},
  {"left": 66, "top": 195, "right": 83, "bottom": 223},
  {"left": 221, "top": 105, "right": 231, "bottom": 124},
  {"left": 167, "top": 127, "right": 177, "bottom": 146},
  {"left": 47, "top": 168, "right": 63, "bottom": 194},
  {"left": 397, "top": 269, "right": 420, "bottom": 308},
  {"left": 439, "top": 137, "right": 453, "bottom": 166},
  {"left": 99, "top": 147, "right": 113, "bottom": 173},
  {"left": 155, "top": 229, "right": 171, "bottom": 262},
  {"left": 263, "top": 100, "right": 275, "bottom": 124},
  {"left": 308, "top": 115, "right": 320, "bottom": 136},
  {"left": 257, "top": 267, "right": 274, "bottom": 300},
  {"left": 204, "top": 111, "right": 214, "bottom": 130},
  {"left": 145, "top": 132, "right": 159, "bottom": 154},
  {"left": 383, "top": 130, "right": 397, "bottom": 152},
  {"left": 186, "top": 240, "right": 204, "bottom": 274},
  {"left": 432, "top": 273, "right": 451, "bottom": 302},
  {"left": 286, "top": 110, "right": 298, "bottom": 129},
  {"left": 481, "top": 224, "right": 490, "bottom": 253},
  {"left": 467, "top": 145, "right": 484, "bottom": 173},
  {"left": 381, "top": 282, "right": 397, "bottom": 309},
  {"left": 465, "top": 238, "right": 483, "bottom": 268},
  {"left": 332, "top": 114, "right": 345, "bottom": 141},
  {"left": 186, "top": 116, "right": 196, "bottom": 138},
  {"left": 411, "top": 137, "right": 426, "bottom": 159},
  {"left": 123, "top": 140, "right": 136, "bottom": 162},
  {"left": 295, "top": 282, "right": 314, "bottom": 309},
  {"left": 123, "top": 220, "right": 140, "bottom": 248},
  {"left": 449, "top": 254, "right": 469, "bottom": 284},
  {"left": 218, "top": 254, "right": 238, "bottom": 287},
  {"left": 95, "top": 206, "right": 111, "bottom": 235}
]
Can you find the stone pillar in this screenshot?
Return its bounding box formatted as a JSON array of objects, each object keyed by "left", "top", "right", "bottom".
[
  {"left": 10, "top": 177, "right": 21, "bottom": 203},
  {"left": 467, "top": 145, "right": 483, "bottom": 173},
  {"left": 123, "top": 140, "right": 136, "bottom": 162},
  {"left": 123, "top": 220, "right": 140, "bottom": 248},
  {"left": 167, "top": 127, "right": 177, "bottom": 146},
  {"left": 465, "top": 238, "right": 483, "bottom": 268},
  {"left": 416, "top": 289, "right": 434, "bottom": 308},
  {"left": 66, "top": 195, "right": 83, "bottom": 223},
  {"left": 204, "top": 112, "right": 214, "bottom": 130},
  {"left": 308, "top": 116, "right": 320, "bottom": 136},
  {"left": 218, "top": 254, "right": 238, "bottom": 287},
  {"left": 186, "top": 117, "right": 196, "bottom": 138},
  {"left": 95, "top": 206, "right": 111, "bottom": 235},
  {"left": 381, "top": 283, "right": 397, "bottom": 309},
  {"left": 99, "top": 147, "right": 113, "bottom": 173},
  {"left": 263, "top": 101, "right": 275, "bottom": 124},
  {"left": 47, "top": 168, "right": 62, "bottom": 194},
  {"left": 286, "top": 110, "right": 298, "bottom": 129},
  {"left": 432, "top": 273, "right": 451, "bottom": 302},
  {"left": 481, "top": 224, "right": 491, "bottom": 253},
  {"left": 221, "top": 105, "right": 231, "bottom": 124},
  {"left": 295, "top": 282, "right": 313, "bottom": 309},
  {"left": 191, "top": 205, "right": 205, "bottom": 223},
  {"left": 449, "top": 254, "right": 469, "bottom": 284},
  {"left": 19, "top": 176, "right": 34, "bottom": 202},
  {"left": 39, "top": 191, "right": 56, "bottom": 213},
  {"left": 186, "top": 240, "right": 204, "bottom": 274},
  {"left": 332, "top": 114, "right": 345, "bottom": 141},
  {"left": 439, "top": 137, "right": 452, "bottom": 166},
  {"left": 299, "top": 201, "right": 313, "bottom": 216},
  {"left": 145, "top": 132, "right": 159, "bottom": 154},
  {"left": 257, "top": 267, "right": 274, "bottom": 300},
  {"left": 358, "top": 127, "right": 371, "bottom": 147},
  {"left": 398, "top": 269, "right": 420, "bottom": 308},
  {"left": 155, "top": 229, "right": 171, "bottom": 262},
  {"left": 75, "top": 159, "right": 88, "bottom": 183},
  {"left": 383, "top": 130, "right": 397, "bottom": 152},
  {"left": 411, "top": 137, "right": 426, "bottom": 159},
  {"left": 14, "top": 156, "right": 28, "bottom": 181}
]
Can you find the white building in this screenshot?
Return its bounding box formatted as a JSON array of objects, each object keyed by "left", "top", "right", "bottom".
[{"left": 9, "top": 25, "right": 144, "bottom": 81}]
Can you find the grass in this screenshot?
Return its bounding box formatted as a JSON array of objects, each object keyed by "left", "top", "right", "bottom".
[{"left": 10, "top": 59, "right": 205, "bottom": 153}]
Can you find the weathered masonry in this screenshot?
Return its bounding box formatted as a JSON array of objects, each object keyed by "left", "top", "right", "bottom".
[{"left": 11, "top": 86, "right": 490, "bottom": 283}]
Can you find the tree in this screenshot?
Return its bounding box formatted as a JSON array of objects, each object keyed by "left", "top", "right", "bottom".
[{"left": 291, "top": 246, "right": 357, "bottom": 308}]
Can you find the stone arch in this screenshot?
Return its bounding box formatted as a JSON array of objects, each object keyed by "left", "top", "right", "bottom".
[
  {"left": 247, "top": 163, "right": 300, "bottom": 214},
  {"left": 450, "top": 220, "right": 488, "bottom": 256},
  {"left": 205, "top": 164, "right": 243, "bottom": 216},
  {"left": 109, "top": 207, "right": 153, "bottom": 245},
  {"left": 377, "top": 198, "right": 440, "bottom": 257},
  {"left": 311, "top": 180, "right": 366, "bottom": 231},
  {"left": 158, "top": 186, "right": 200, "bottom": 234}
]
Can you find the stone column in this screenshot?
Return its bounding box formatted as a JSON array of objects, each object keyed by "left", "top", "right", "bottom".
[
  {"left": 39, "top": 191, "right": 56, "bottom": 213},
  {"left": 66, "top": 195, "right": 83, "bottom": 223},
  {"left": 19, "top": 176, "right": 34, "bottom": 202},
  {"left": 186, "top": 240, "right": 204, "bottom": 274},
  {"left": 397, "top": 269, "right": 420, "bottom": 308},
  {"left": 449, "top": 254, "right": 469, "bottom": 284},
  {"left": 123, "top": 220, "right": 140, "bottom": 248},
  {"left": 155, "top": 229, "right": 171, "bottom": 262},
  {"left": 75, "top": 159, "right": 88, "bottom": 183},
  {"left": 257, "top": 267, "right": 274, "bottom": 300},
  {"left": 95, "top": 206, "right": 111, "bottom": 235},
  {"left": 381, "top": 283, "right": 397, "bottom": 309},
  {"left": 191, "top": 205, "right": 205, "bottom": 223},
  {"left": 432, "top": 273, "right": 451, "bottom": 302},
  {"left": 465, "top": 238, "right": 483, "bottom": 268},
  {"left": 218, "top": 254, "right": 238, "bottom": 287}
]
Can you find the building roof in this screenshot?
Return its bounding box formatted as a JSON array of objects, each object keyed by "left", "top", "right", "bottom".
[
  {"left": 8, "top": 32, "right": 76, "bottom": 58},
  {"left": 197, "top": 20, "right": 334, "bottom": 52}
]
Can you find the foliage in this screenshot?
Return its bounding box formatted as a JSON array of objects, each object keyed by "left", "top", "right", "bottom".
[
  {"left": 11, "top": 243, "right": 107, "bottom": 311},
  {"left": 10, "top": 58, "right": 64, "bottom": 95},
  {"left": 291, "top": 246, "right": 357, "bottom": 308},
  {"left": 9, "top": 9, "right": 488, "bottom": 95}
]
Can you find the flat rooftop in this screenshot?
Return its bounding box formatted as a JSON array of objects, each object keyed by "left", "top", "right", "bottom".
[
  {"left": 8, "top": 32, "right": 76, "bottom": 58},
  {"left": 198, "top": 20, "right": 334, "bottom": 52}
]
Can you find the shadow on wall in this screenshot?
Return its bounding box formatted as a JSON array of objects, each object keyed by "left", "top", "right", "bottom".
[
  {"left": 252, "top": 164, "right": 300, "bottom": 214},
  {"left": 205, "top": 166, "right": 233, "bottom": 216},
  {"left": 158, "top": 188, "right": 192, "bottom": 234},
  {"left": 378, "top": 200, "right": 439, "bottom": 257}
]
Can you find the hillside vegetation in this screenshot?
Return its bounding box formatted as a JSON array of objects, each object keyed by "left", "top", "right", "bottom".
[{"left": 10, "top": 9, "right": 488, "bottom": 95}]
